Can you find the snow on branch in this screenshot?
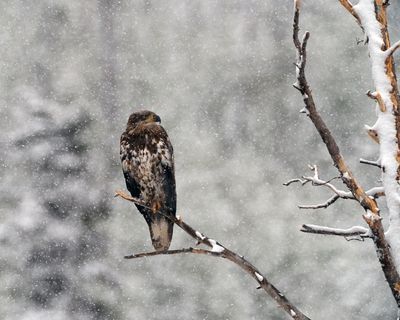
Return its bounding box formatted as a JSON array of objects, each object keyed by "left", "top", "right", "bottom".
[
  {"left": 115, "top": 190, "right": 310, "bottom": 320},
  {"left": 293, "top": 2, "right": 377, "bottom": 213},
  {"left": 297, "top": 195, "right": 340, "bottom": 210},
  {"left": 359, "top": 158, "right": 382, "bottom": 169},
  {"left": 350, "top": 0, "right": 400, "bottom": 303},
  {"left": 293, "top": 0, "right": 400, "bottom": 307},
  {"left": 293, "top": 0, "right": 383, "bottom": 214},
  {"left": 366, "top": 90, "right": 386, "bottom": 112},
  {"left": 284, "top": 165, "right": 384, "bottom": 209},
  {"left": 351, "top": 0, "right": 400, "bottom": 220},
  {"left": 338, "top": 0, "right": 363, "bottom": 29},
  {"left": 385, "top": 40, "right": 400, "bottom": 59},
  {"left": 289, "top": 165, "right": 349, "bottom": 197},
  {"left": 115, "top": 190, "right": 224, "bottom": 253},
  {"left": 124, "top": 247, "right": 219, "bottom": 259},
  {"left": 301, "top": 224, "right": 371, "bottom": 240}
]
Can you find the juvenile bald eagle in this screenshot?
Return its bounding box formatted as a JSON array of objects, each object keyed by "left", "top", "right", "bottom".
[{"left": 120, "top": 110, "right": 176, "bottom": 251}]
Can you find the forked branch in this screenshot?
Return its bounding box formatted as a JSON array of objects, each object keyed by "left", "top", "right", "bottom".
[
  {"left": 115, "top": 190, "right": 310, "bottom": 320},
  {"left": 293, "top": 0, "right": 400, "bottom": 306},
  {"left": 293, "top": 2, "right": 376, "bottom": 212},
  {"left": 284, "top": 165, "right": 384, "bottom": 209}
]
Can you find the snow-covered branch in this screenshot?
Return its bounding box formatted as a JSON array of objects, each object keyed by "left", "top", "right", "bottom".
[
  {"left": 284, "top": 165, "right": 384, "bottom": 209},
  {"left": 297, "top": 165, "right": 350, "bottom": 197},
  {"left": 351, "top": 0, "right": 400, "bottom": 304},
  {"left": 359, "top": 158, "right": 382, "bottom": 169},
  {"left": 293, "top": 0, "right": 400, "bottom": 308},
  {"left": 351, "top": 0, "right": 400, "bottom": 226},
  {"left": 385, "top": 39, "right": 400, "bottom": 59},
  {"left": 297, "top": 195, "right": 340, "bottom": 210},
  {"left": 115, "top": 190, "right": 310, "bottom": 320},
  {"left": 301, "top": 224, "right": 371, "bottom": 239},
  {"left": 338, "top": 0, "right": 363, "bottom": 28},
  {"left": 366, "top": 90, "right": 386, "bottom": 112},
  {"left": 293, "top": 2, "right": 377, "bottom": 212}
]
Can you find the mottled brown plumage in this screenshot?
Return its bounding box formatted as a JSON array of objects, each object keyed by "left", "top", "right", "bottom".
[{"left": 120, "top": 110, "right": 176, "bottom": 251}]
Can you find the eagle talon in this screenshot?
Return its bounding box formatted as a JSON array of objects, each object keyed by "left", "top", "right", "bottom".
[{"left": 151, "top": 201, "right": 162, "bottom": 214}]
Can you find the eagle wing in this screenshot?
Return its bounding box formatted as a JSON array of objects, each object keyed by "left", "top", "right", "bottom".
[{"left": 120, "top": 123, "right": 176, "bottom": 251}]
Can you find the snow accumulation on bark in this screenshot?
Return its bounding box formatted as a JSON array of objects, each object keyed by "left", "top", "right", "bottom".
[{"left": 353, "top": 0, "right": 400, "bottom": 267}]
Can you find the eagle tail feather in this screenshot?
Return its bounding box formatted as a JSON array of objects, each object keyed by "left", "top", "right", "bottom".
[{"left": 147, "top": 215, "right": 174, "bottom": 251}]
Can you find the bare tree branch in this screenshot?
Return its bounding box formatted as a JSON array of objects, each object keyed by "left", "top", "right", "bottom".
[
  {"left": 283, "top": 178, "right": 308, "bottom": 186},
  {"left": 301, "top": 165, "right": 349, "bottom": 197},
  {"left": 360, "top": 158, "right": 382, "bottom": 169},
  {"left": 298, "top": 195, "right": 340, "bottom": 210},
  {"left": 366, "top": 90, "right": 386, "bottom": 112},
  {"left": 293, "top": 2, "right": 377, "bottom": 212},
  {"left": 293, "top": 0, "right": 400, "bottom": 306},
  {"left": 115, "top": 190, "right": 311, "bottom": 320},
  {"left": 124, "top": 247, "right": 217, "bottom": 259},
  {"left": 296, "top": 186, "right": 384, "bottom": 210},
  {"left": 365, "top": 0, "right": 400, "bottom": 172},
  {"left": 338, "top": 0, "right": 363, "bottom": 27}
]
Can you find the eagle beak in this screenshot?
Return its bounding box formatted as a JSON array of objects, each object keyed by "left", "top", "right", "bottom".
[
  {"left": 144, "top": 114, "right": 161, "bottom": 124},
  {"left": 154, "top": 114, "right": 161, "bottom": 123}
]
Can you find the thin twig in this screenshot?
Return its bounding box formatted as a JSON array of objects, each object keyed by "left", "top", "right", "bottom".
[
  {"left": 285, "top": 165, "right": 384, "bottom": 209},
  {"left": 298, "top": 195, "right": 340, "bottom": 210},
  {"left": 296, "top": 186, "right": 384, "bottom": 210},
  {"left": 360, "top": 158, "right": 382, "bottom": 169},
  {"left": 283, "top": 178, "right": 308, "bottom": 186},
  {"left": 124, "top": 247, "right": 217, "bottom": 259}
]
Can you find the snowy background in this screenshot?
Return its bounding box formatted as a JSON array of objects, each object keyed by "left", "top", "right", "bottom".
[{"left": 1, "top": 1, "right": 400, "bottom": 319}]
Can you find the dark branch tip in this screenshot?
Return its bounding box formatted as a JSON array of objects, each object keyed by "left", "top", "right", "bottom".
[{"left": 300, "top": 224, "right": 310, "bottom": 232}]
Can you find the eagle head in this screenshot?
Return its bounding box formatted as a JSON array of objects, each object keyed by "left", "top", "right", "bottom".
[{"left": 127, "top": 110, "right": 161, "bottom": 129}]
